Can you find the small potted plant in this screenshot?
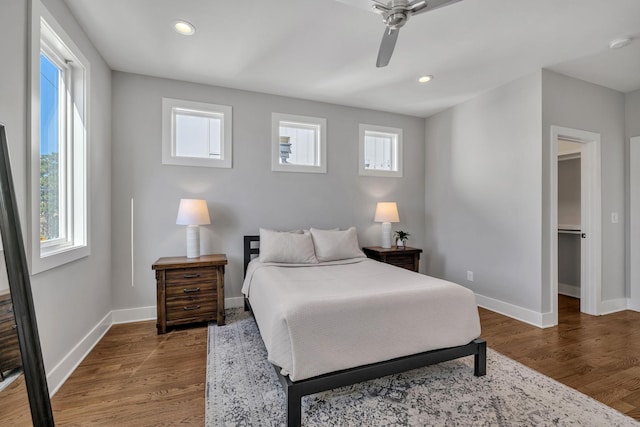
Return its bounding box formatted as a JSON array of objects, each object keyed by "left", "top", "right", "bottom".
[{"left": 394, "top": 230, "right": 410, "bottom": 248}]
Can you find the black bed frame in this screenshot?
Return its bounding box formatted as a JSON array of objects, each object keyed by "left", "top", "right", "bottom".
[{"left": 243, "top": 235, "right": 486, "bottom": 427}]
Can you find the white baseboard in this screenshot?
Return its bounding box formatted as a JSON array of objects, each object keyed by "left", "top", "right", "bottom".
[
  {"left": 111, "top": 306, "right": 156, "bottom": 324},
  {"left": 558, "top": 283, "right": 580, "bottom": 299},
  {"left": 600, "top": 298, "right": 628, "bottom": 315},
  {"left": 47, "top": 311, "right": 112, "bottom": 396},
  {"left": 475, "top": 293, "right": 553, "bottom": 328},
  {"left": 628, "top": 298, "right": 640, "bottom": 312}
]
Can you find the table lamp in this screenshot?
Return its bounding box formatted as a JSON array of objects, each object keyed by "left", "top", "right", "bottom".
[
  {"left": 176, "top": 199, "right": 211, "bottom": 258},
  {"left": 374, "top": 202, "right": 399, "bottom": 249}
]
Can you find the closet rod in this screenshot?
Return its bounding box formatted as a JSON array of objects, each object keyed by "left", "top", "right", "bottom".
[{"left": 558, "top": 229, "right": 581, "bottom": 235}]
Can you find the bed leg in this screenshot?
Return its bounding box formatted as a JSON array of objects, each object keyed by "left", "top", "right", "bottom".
[
  {"left": 286, "top": 386, "right": 302, "bottom": 427},
  {"left": 243, "top": 297, "right": 250, "bottom": 312},
  {"left": 473, "top": 338, "right": 487, "bottom": 376}
]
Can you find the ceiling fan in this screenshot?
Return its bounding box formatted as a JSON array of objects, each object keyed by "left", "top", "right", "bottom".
[{"left": 338, "top": 0, "right": 463, "bottom": 67}]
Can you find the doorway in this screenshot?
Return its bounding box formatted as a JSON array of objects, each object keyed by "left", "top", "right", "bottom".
[
  {"left": 550, "top": 126, "right": 602, "bottom": 324},
  {"left": 557, "top": 139, "right": 582, "bottom": 312}
]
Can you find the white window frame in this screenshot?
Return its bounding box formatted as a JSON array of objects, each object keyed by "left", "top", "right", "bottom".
[
  {"left": 162, "top": 98, "right": 232, "bottom": 168},
  {"left": 359, "top": 124, "right": 403, "bottom": 178},
  {"left": 271, "top": 113, "right": 327, "bottom": 174},
  {"left": 29, "top": 2, "right": 90, "bottom": 274}
]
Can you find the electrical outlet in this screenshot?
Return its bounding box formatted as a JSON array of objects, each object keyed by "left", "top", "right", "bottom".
[{"left": 467, "top": 271, "right": 474, "bottom": 282}]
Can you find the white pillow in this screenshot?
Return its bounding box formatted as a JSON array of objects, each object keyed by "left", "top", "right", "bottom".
[
  {"left": 309, "top": 227, "right": 365, "bottom": 262},
  {"left": 259, "top": 228, "right": 318, "bottom": 264}
]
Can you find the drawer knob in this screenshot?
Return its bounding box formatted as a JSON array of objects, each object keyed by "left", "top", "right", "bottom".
[
  {"left": 183, "top": 287, "right": 201, "bottom": 293},
  {"left": 183, "top": 274, "right": 201, "bottom": 279},
  {"left": 183, "top": 305, "right": 201, "bottom": 311},
  {"left": 12, "top": 324, "right": 17, "bottom": 330}
]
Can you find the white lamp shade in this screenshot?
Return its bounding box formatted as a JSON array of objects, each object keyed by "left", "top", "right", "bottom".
[
  {"left": 374, "top": 202, "right": 400, "bottom": 223},
  {"left": 176, "top": 199, "right": 211, "bottom": 225}
]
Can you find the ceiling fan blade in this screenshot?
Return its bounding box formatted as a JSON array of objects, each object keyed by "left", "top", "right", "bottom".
[
  {"left": 376, "top": 27, "right": 399, "bottom": 67},
  {"left": 410, "top": 0, "right": 463, "bottom": 16}
]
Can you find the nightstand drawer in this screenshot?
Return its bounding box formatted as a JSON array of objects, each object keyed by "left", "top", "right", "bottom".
[
  {"left": 0, "top": 323, "right": 21, "bottom": 371},
  {"left": 165, "top": 267, "right": 216, "bottom": 284},
  {"left": 0, "top": 303, "right": 14, "bottom": 323},
  {"left": 387, "top": 254, "right": 416, "bottom": 267},
  {"left": 0, "top": 318, "right": 17, "bottom": 334},
  {"left": 165, "top": 282, "right": 216, "bottom": 298},
  {"left": 391, "top": 262, "right": 417, "bottom": 271},
  {"left": 362, "top": 246, "right": 422, "bottom": 273},
  {"left": 0, "top": 326, "right": 19, "bottom": 350},
  {"left": 166, "top": 298, "right": 216, "bottom": 322}
]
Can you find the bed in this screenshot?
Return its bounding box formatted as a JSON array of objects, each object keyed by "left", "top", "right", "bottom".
[{"left": 242, "top": 231, "right": 486, "bottom": 426}]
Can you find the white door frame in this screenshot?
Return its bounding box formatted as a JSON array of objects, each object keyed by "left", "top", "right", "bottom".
[
  {"left": 630, "top": 136, "right": 640, "bottom": 311},
  {"left": 550, "top": 126, "right": 602, "bottom": 322}
]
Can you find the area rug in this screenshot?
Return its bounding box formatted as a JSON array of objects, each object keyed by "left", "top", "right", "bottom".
[{"left": 206, "top": 309, "right": 638, "bottom": 426}]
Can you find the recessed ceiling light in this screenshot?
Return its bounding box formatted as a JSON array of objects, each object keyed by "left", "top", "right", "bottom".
[
  {"left": 174, "top": 20, "right": 195, "bottom": 36},
  {"left": 418, "top": 75, "right": 433, "bottom": 84},
  {"left": 609, "top": 37, "right": 631, "bottom": 49}
]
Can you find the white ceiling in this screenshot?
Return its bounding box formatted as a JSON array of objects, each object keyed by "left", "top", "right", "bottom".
[{"left": 63, "top": 0, "right": 640, "bottom": 117}]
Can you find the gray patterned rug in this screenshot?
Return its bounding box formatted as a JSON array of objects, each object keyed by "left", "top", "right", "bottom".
[{"left": 206, "top": 309, "right": 638, "bottom": 426}]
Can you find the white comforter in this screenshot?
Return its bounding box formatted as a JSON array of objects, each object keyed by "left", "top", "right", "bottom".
[{"left": 241, "top": 258, "right": 481, "bottom": 382}]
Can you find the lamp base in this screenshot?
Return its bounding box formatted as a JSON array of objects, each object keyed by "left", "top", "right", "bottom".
[
  {"left": 186, "top": 225, "right": 200, "bottom": 258},
  {"left": 381, "top": 222, "right": 392, "bottom": 249}
]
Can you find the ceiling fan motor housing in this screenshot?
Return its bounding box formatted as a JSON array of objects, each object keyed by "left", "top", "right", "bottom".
[
  {"left": 385, "top": 11, "right": 409, "bottom": 29},
  {"left": 374, "top": 0, "right": 412, "bottom": 29}
]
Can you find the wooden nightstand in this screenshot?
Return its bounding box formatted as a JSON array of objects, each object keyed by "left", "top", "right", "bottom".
[
  {"left": 152, "top": 254, "right": 227, "bottom": 334},
  {"left": 0, "top": 289, "right": 21, "bottom": 380},
  {"left": 362, "top": 246, "right": 423, "bottom": 272}
]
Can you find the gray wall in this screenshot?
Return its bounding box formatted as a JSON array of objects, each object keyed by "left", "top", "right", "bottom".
[
  {"left": 424, "top": 72, "right": 543, "bottom": 312},
  {"left": 0, "top": 0, "right": 112, "bottom": 379},
  {"left": 542, "top": 70, "right": 626, "bottom": 305},
  {"left": 111, "top": 72, "right": 426, "bottom": 310},
  {"left": 425, "top": 69, "right": 630, "bottom": 319},
  {"left": 626, "top": 89, "right": 640, "bottom": 297},
  {"left": 627, "top": 90, "right": 640, "bottom": 138}
]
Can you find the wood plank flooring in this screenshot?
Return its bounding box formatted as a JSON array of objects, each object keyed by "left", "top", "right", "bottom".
[
  {"left": 480, "top": 295, "right": 640, "bottom": 421},
  {"left": 0, "top": 323, "right": 209, "bottom": 426},
  {"left": 1, "top": 296, "right": 639, "bottom": 425}
]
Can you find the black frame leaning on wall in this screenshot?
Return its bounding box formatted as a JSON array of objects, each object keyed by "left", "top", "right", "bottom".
[{"left": 0, "top": 124, "right": 54, "bottom": 425}]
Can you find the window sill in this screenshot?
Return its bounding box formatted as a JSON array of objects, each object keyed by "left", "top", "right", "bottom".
[{"left": 31, "top": 244, "right": 90, "bottom": 275}]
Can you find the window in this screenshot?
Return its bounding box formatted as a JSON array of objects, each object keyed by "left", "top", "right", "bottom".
[
  {"left": 272, "top": 113, "right": 327, "bottom": 173},
  {"left": 162, "top": 98, "right": 232, "bottom": 168},
  {"left": 359, "top": 124, "right": 403, "bottom": 177},
  {"left": 30, "top": 9, "right": 89, "bottom": 274},
  {"left": 39, "top": 52, "right": 65, "bottom": 244}
]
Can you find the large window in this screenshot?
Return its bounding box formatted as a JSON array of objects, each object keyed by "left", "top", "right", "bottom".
[
  {"left": 30, "top": 9, "right": 89, "bottom": 273},
  {"left": 359, "top": 124, "right": 403, "bottom": 177},
  {"left": 162, "top": 98, "right": 232, "bottom": 168},
  {"left": 272, "top": 113, "right": 327, "bottom": 173}
]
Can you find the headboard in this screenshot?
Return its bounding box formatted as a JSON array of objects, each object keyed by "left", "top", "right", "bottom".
[{"left": 243, "top": 235, "right": 260, "bottom": 277}]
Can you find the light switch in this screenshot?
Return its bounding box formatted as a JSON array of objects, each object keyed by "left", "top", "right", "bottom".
[{"left": 611, "top": 212, "right": 619, "bottom": 224}]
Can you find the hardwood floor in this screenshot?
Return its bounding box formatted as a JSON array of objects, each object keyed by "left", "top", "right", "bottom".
[
  {"left": 0, "top": 322, "right": 208, "bottom": 426},
  {"left": 1, "top": 296, "right": 639, "bottom": 425},
  {"left": 480, "top": 295, "right": 640, "bottom": 421}
]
